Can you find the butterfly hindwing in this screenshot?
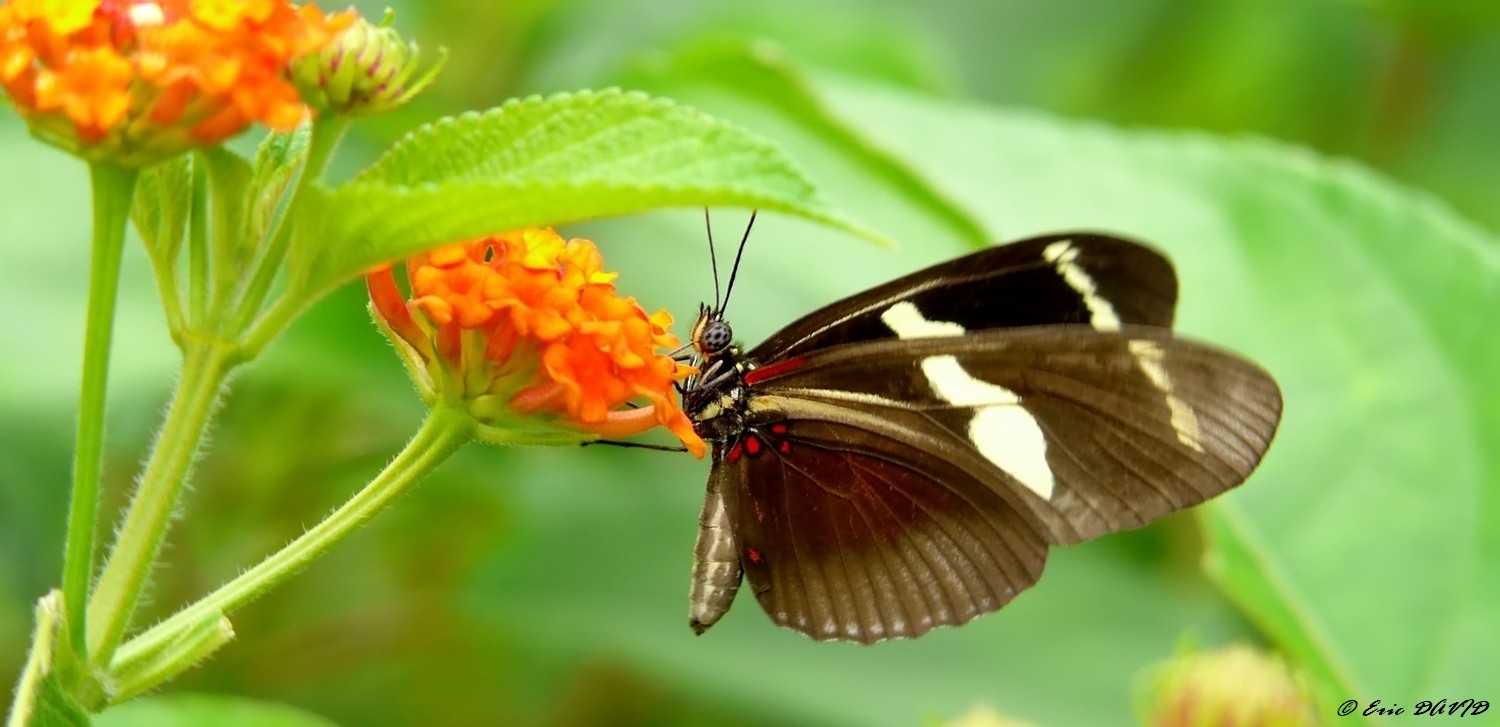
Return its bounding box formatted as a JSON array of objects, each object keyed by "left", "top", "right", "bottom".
[
  {"left": 749, "top": 233, "right": 1178, "bottom": 361},
  {"left": 719, "top": 417, "right": 1048, "bottom": 643}
]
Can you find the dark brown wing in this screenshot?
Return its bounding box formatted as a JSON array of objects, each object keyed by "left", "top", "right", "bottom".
[
  {"left": 748, "top": 233, "right": 1177, "bottom": 362},
  {"left": 720, "top": 418, "right": 1049, "bottom": 643},
  {"left": 747, "top": 326, "right": 1282, "bottom": 546}
]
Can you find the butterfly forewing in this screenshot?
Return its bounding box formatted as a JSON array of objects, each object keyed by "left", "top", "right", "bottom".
[
  {"left": 749, "top": 233, "right": 1178, "bottom": 361},
  {"left": 746, "top": 327, "right": 1283, "bottom": 546}
]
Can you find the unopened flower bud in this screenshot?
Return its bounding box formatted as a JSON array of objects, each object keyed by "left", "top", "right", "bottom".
[
  {"left": 1139, "top": 643, "right": 1315, "bottom": 727},
  {"left": 292, "top": 9, "right": 445, "bottom": 117}
]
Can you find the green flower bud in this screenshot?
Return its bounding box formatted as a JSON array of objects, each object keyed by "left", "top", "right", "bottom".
[
  {"left": 942, "top": 705, "right": 1038, "bottom": 727},
  {"left": 292, "top": 9, "right": 446, "bottom": 117}
]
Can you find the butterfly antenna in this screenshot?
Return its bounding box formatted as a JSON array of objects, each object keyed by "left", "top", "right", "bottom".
[
  {"left": 582, "top": 440, "right": 689, "bottom": 453},
  {"left": 704, "top": 208, "right": 722, "bottom": 312},
  {"left": 720, "top": 210, "right": 757, "bottom": 313}
]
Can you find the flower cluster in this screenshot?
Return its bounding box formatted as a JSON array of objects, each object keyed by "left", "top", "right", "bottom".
[
  {"left": 368, "top": 228, "right": 706, "bottom": 457},
  {"left": 0, "top": 0, "right": 353, "bottom": 164}
]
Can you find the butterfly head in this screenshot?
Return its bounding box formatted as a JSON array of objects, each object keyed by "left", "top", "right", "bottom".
[
  {"left": 691, "top": 208, "right": 756, "bottom": 360},
  {"left": 682, "top": 302, "right": 752, "bottom": 443},
  {"left": 689, "top": 303, "right": 735, "bottom": 357}
]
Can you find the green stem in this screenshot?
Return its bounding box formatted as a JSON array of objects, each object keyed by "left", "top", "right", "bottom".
[
  {"left": 237, "top": 293, "right": 305, "bottom": 361},
  {"left": 60, "top": 163, "right": 138, "bottom": 664},
  {"left": 230, "top": 116, "right": 349, "bottom": 334},
  {"left": 86, "top": 340, "right": 234, "bottom": 665},
  {"left": 109, "top": 612, "right": 233, "bottom": 705},
  {"left": 112, "top": 406, "right": 472, "bottom": 673}
]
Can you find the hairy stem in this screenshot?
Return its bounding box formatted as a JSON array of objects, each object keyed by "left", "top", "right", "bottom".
[
  {"left": 60, "top": 163, "right": 138, "bottom": 662},
  {"left": 86, "top": 341, "right": 233, "bottom": 665}
]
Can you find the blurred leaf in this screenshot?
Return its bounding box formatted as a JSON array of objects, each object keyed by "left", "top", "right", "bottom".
[
  {"left": 623, "top": 36, "right": 989, "bottom": 247},
  {"left": 803, "top": 76, "right": 1498, "bottom": 716},
  {"left": 473, "top": 0, "right": 956, "bottom": 100},
  {"left": 1348, "top": 0, "right": 1500, "bottom": 37},
  {"left": 286, "top": 88, "right": 885, "bottom": 303},
  {"left": 95, "top": 694, "right": 338, "bottom": 727},
  {"left": 1194, "top": 141, "right": 1500, "bottom": 719},
  {"left": 8, "top": 5, "right": 1500, "bottom": 725},
  {"left": 467, "top": 445, "right": 1242, "bottom": 726}
]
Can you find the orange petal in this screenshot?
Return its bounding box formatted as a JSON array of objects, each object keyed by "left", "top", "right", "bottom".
[{"left": 366, "top": 267, "right": 426, "bottom": 352}]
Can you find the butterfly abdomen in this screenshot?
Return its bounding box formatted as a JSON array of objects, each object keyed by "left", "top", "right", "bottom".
[{"left": 689, "top": 462, "right": 743, "bottom": 634}]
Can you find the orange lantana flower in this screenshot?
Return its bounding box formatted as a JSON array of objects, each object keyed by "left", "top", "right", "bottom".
[
  {"left": 367, "top": 228, "right": 707, "bottom": 458},
  {"left": 0, "top": 0, "right": 354, "bottom": 165}
]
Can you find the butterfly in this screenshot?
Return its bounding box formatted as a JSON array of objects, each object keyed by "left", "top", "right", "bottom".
[{"left": 676, "top": 214, "right": 1283, "bottom": 643}]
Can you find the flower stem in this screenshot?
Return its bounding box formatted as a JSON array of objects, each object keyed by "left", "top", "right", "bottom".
[
  {"left": 238, "top": 293, "right": 305, "bottom": 361},
  {"left": 60, "top": 163, "right": 138, "bottom": 663},
  {"left": 230, "top": 116, "right": 349, "bottom": 335},
  {"left": 111, "top": 405, "right": 472, "bottom": 675},
  {"left": 86, "top": 340, "right": 233, "bottom": 665}
]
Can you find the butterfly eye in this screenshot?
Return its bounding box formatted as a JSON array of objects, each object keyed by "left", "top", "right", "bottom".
[{"left": 699, "top": 319, "right": 733, "bottom": 354}]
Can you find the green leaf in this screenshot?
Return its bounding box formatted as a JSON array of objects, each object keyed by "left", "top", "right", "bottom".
[
  {"left": 1194, "top": 147, "right": 1500, "bottom": 721},
  {"left": 283, "top": 88, "right": 883, "bottom": 303},
  {"left": 622, "top": 36, "right": 990, "bottom": 248},
  {"left": 465, "top": 448, "right": 1247, "bottom": 727},
  {"left": 129, "top": 155, "right": 193, "bottom": 335},
  {"left": 130, "top": 157, "right": 192, "bottom": 276},
  {"left": 790, "top": 76, "right": 1500, "bottom": 721},
  {"left": 95, "top": 695, "right": 337, "bottom": 727},
  {"left": 195, "top": 147, "right": 255, "bottom": 295},
  {"left": 31, "top": 677, "right": 91, "bottom": 727},
  {"left": 247, "top": 127, "right": 310, "bottom": 249},
  {"left": 6, "top": 592, "right": 90, "bottom": 727}
]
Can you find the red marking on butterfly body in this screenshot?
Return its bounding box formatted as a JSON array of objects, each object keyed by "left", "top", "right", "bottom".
[
  {"left": 727, "top": 441, "right": 743, "bottom": 463},
  {"left": 744, "top": 435, "right": 763, "bottom": 456},
  {"left": 744, "top": 356, "right": 809, "bottom": 386},
  {"left": 746, "top": 547, "right": 763, "bottom": 564}
]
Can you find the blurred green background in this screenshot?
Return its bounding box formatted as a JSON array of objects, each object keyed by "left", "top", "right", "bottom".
[{"left": 4, "top": 0, "right": 1499, "bottom": 725}]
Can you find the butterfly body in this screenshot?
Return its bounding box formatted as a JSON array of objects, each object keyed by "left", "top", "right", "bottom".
[{"left": 679, "top": 232, "right": 1281, "bottom": 643}]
